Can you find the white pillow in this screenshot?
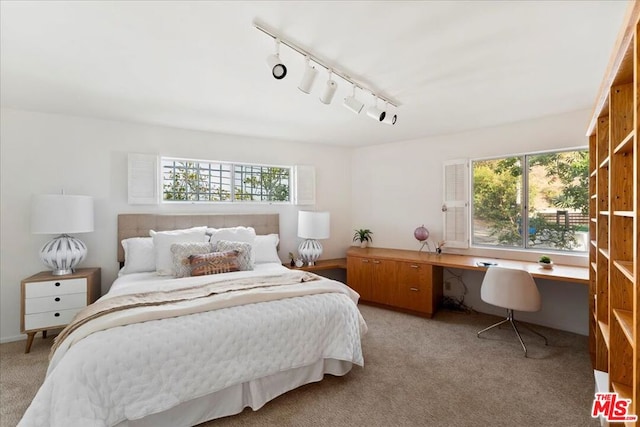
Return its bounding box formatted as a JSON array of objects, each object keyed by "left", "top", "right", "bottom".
[
  {"left": 209, "top": 226, "right": 257, "bottom": 264},
  {"left": 150, "top": 226, "right": 208, "bottom": 276},
  {"left": 120, "top": 237, "right": 155, "bottom": 275},
  {"left": 254, "top": 234, "right": 281, "bottom": 264}
]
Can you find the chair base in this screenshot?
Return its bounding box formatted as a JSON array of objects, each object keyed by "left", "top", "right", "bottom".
[{"left": 477, "top": 309, "right": 548, "bottom": 357}]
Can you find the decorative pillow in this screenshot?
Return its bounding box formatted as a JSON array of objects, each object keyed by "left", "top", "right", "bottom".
[
  {"left": 120, "top": 237, "right": 155, "bottom": 275},
  {"left": 215, "top": 240, "right": 254, "bottom": 271},
  {"left": 189, "top": 250, "right": 240, "bottom": 277},
  {"left": 150, "top": 226, "right": 208, "bottom": 276},
  {"left": 170, "top": 242, "right": 214, "bottom": 278},
  {"left": 254, "top": 234, "right": 281, "bottom": 264}
]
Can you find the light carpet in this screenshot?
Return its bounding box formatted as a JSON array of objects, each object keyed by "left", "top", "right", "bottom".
[{"left": 0, "top": 305, "right": 598, "bottom": 426}]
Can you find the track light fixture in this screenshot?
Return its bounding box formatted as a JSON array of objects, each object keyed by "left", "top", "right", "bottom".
[
  {"left": 319, "top": 71, "right": 337, "bottom": 104},
  {"left": 343, "top": 85, "right": 364, "bottom": 114},
  {"left": 255, "top": 21, "right": 399, "bottom": 123},
  {"left": 298, "top": 56, "right": 317, "bottom": 94},
  {"left": 266, "top": 38, "right": 287, "bottom": 80},
  {"left": 366, "top": 97, "right": 386, "bottom": 122},
  {"left": 381, "top": 103, "right": 397, "bottom": 125}
]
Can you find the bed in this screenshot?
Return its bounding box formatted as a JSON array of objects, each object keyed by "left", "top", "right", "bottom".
[{"left": 19, "top": 213, "right": 367, "bottom": 427}]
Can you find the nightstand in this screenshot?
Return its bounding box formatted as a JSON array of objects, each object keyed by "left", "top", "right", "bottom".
[
  {"left": 21, "top": 268, "right": 101, "bottom": 353},
  {"left": 284, "top": 258, "right": 347, "bottom": 272}
]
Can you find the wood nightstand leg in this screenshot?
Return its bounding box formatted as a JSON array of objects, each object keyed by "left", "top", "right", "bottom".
[
  {"left": 42, "top": 330, "right": 47, "bottom": 339},
  {"left": 25, "top": 332, "right": 36, "bottom": 354}
]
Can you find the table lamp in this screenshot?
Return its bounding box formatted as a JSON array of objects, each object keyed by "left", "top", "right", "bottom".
[
  {"left": 297, "top": 211, "right": 330, "bottom": 266},
  {"left": 31, "top": 194, "right": 94, "bottom": 275}
]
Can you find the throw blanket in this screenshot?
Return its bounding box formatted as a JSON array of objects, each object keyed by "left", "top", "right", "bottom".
[{"left": 51, "top": 271, "right": 320, "bottom": 357}]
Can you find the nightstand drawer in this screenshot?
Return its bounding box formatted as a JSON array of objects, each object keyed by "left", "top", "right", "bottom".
[
  {"left": 24, "top": 308, "right": 81, "bottom": 331},
  {"left": 25, "top": 292, "right": 87, "bottom": 314},
  {"left": 25, "top": 278, "right": 87, "bottom": 298}
]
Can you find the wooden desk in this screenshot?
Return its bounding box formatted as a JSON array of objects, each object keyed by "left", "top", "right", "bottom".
[{"left": 347, "top": 247, "right": 588, "bottom": 284}]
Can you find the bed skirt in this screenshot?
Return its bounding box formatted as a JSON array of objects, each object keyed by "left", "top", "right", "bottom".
[{"left": 115, "top": 358, "right": 354, "bottom": 427}]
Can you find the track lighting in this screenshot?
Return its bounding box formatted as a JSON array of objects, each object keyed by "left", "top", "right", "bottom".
[
  {"left": 298, "top": 57, "right": 317, "bottom": 94},
  {"left": 319, "top": 71, "right": 337, "bottom": 104},
  {"left": 366, "top": 98, "right": 386, "bottom": 122},
  {"left": 343, "top": 85, "right": 364, "bottom": 114},
  {"left": 266, "top": 39, "right": 287, "bottom": 80},
  {"left": 255, "top": 22, "right": 400, "bottom": 122},
  {"left": 381, "top": 103, "right": 397, "bottom": 125}
]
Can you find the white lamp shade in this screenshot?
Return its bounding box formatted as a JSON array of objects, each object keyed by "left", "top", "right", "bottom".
[
  {"left": 319, "top": 80, "right": 337, "bottom": 104},
  {"left": 31, "top": 194, "right": 94, "bottom": 234},
  {"left": 298, "top": 211, "right": 330, "bottom": 239}
]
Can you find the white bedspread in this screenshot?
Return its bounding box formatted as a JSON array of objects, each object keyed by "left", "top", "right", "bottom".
[{"left": 19, "top": 264, "right": 366, "bottom": 427}]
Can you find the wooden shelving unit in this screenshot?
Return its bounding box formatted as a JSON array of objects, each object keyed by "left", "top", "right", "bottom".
[{"left": 587, "top": 2, "right": 639, "bottom": 423}]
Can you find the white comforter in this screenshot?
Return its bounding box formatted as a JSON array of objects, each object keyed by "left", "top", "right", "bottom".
[{"left": 19, "top": 264, "right": 366, "bottom": 427}]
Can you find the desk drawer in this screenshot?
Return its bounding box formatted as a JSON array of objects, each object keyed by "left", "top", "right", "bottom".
[
  {"left": 24, "top": 308, "right": 81, "bottom": 331},
  {"left": 25, "top": 278, "right": 87, "bottom": 298},
  {"left": 25, "top": 292, "right": 87, "bottom": 314}
]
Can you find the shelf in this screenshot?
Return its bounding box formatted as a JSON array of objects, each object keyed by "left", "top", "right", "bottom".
[
  {"left": 599, "top": 248, "right": 610, "bottom": 259},
  {"left": 613, "top": 309, "right": 634, "bottom": 349},
  {"left": 599, "top": 156, "right": 610, "bottom": 168},
  {"left": 591, "top": 218, "right": 597, "bottom": 223},
  {"left": 590, "top": 262, "right": 597, "bottom": 272},
  {"left": 590, "top": 240, "right": 597, "bottom": 248},
  {"left": 613, "top": 130, "right": 635, "bottom": 154},
  {"left": 590, "top": 169, "right": 598, "bottom": 177},
  {"left": 613, "top": 260, "right": 635, "bottom": 282},
  {"left": 591, "top": 194, "right": 597, "bottom": 199},
  {"left": 599, "top": 211, "right": 609, "bottom": 216},
  {"left": 598, "top": 320, "right": 610, "bottom": 349},
  {"left": 613, "top": 210, "right": 634, "bottom": 217},
  {"left": 611, "top": 382, "right": 632, "bottom": 401}
]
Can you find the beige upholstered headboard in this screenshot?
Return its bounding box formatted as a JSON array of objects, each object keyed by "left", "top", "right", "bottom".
[{"left": 117, "top": 213, "right": 279, "bottom": 264}]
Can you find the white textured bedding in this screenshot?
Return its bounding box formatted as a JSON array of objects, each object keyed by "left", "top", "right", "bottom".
[{"left": 19, "top": 264, "right": 366, "bottom": 427}]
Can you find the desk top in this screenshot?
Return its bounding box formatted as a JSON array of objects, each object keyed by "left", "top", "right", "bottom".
[{"left": 346, "top": 247, "right": 589, "bottom": 285}]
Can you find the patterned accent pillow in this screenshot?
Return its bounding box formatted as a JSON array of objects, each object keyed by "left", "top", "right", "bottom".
[
  {"left": 189, "top": 250, "right": 241, "bottom": 277},
  {"left": 215, "top": 240, "right": 254, "bottom": 271},
  {"left": 170, "top": 242, "right": 214, "bottom": 278}
]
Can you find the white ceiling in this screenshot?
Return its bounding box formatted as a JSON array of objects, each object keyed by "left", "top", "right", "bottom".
[{"left": 0, "top": 1, "right": 628, "bottom": 147}]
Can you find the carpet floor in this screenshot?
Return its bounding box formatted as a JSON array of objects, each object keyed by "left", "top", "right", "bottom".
[{"left": 0, "top": 305, "right": 598, "bottom": 426}]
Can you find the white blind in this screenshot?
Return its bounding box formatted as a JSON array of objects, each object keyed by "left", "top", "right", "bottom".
[
  {"left": 293, "top": 165, "right": 316, "bottom": 205},
  {"left": 128, "top": 153, "right": 159, "bottom": 205},
  {"left": 442, "top": 159, "right": 469, "bottom": 248}
]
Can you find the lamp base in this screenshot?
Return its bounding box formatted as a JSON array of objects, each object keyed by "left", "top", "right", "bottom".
[
  {"left": 39, "top": 234, "right": 87, "bottom": 276},
  {"left": 298, "top": 239, "right": 323, "bottom": 266}
]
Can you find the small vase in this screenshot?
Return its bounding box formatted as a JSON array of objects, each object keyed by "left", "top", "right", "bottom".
[
  {"left": 436, "top": 248, "right": 442, "bottom": 255},
  {"left": 290, "top": 259, "right": 295, "bottom": 267},
  {"left": 360, "top": 241, "right": 368, "bottom": 248}
]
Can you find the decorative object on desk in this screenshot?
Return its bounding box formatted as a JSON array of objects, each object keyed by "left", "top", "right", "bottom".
[
  {"left": 31, "top": 193, "right": 94, "bottom": 276},
  {"left": 538, "top": 255, "right": 553, "bottom": 269},
  {"left": 414, "top": 225, "right": 431, "bottom": 252},
  {"left": 435, "top": 240, "right": 445, "bottom": 255},
  {"left": 353, "top": 228, "right": 373, "bottom": 248},
  {"left": 295, "top": 259, "right": 304, "bottom": 268},
  {"left": 288, "top": 252, "right": 295, "bottom": 267},
  {"left": 297, "top": 211, "right": 330, "bottom": 266}
]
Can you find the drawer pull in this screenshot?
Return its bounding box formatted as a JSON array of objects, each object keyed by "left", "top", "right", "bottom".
[
  {"left": 410, "top": 264, "right": 420, "bottom": 269},
  {"left": 410, "top": 287, "right": 419, "bottom": 292},
  {"left": 54, "top": 297, "right": 60, "bottom": 302},
  {"left": 372, "top": 260, "right": 381, "bottom": 264},
  {"left": 55, "top": 282, "right": 61, "bottom": 287},
  {"left": 54, "top": 313, "right": 60, "bottom": 317}
]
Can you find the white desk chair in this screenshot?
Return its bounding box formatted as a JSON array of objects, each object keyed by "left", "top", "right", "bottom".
[{"left": 476, "top": 266, "right": 548, "bottom": 357}]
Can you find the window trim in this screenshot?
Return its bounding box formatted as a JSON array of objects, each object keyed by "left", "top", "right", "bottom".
[
  {"left": 160, "top": 156, "right": 293, "bottom": 204},
  {"left": 469, "top": 146, "right": 589, "bottom": 254}
]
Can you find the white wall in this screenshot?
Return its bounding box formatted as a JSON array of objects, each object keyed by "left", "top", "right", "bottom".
[
  {"left": 0, "top": 108, "right": 353, "bottom": 342},
  {"left": 351, "top": 109, "right": 591, "bottom": 335}
]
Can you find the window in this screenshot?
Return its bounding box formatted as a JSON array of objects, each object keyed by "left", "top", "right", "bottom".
[
  {"left": 471, "top": 149, "right": 589, "bottom": 253},
  {"left": 161, "top": 158, "right": 291, "bottom": 203}
]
